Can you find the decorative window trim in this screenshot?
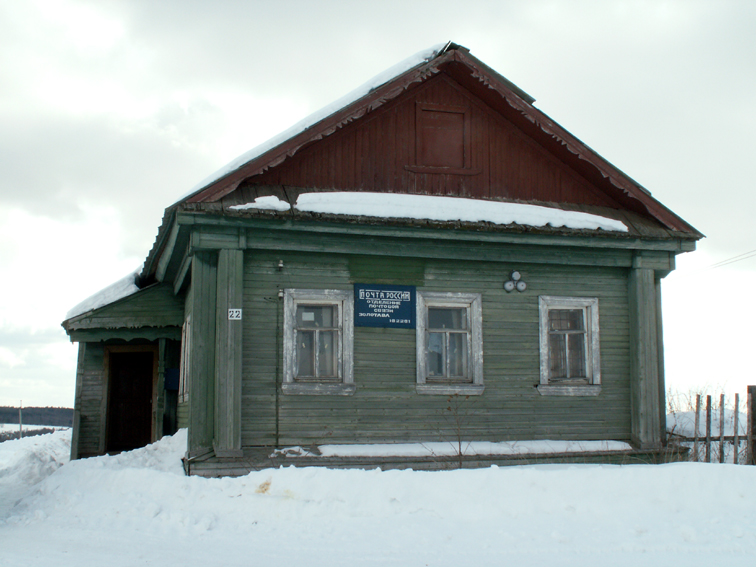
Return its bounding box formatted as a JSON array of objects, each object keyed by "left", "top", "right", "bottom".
[
  {"left": 538, "top": 296, "right": 601, "bottom": 397},
  {"left": 178, "top": 316, "right": 190, "bottom": 404},
  {"left": 416, "top": 291, "right": 483, "bottom": 395},
  {"left": 283, "top": 289, "right": 355, "bottom": 395}
]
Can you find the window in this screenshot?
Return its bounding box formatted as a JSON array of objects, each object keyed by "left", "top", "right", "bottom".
[
  {"left": 405, "top": 103, "right": 480, "bottom": 176},
  {"left": 538, "top": 296, "right": 601, "bottom": 396},
  {"left": 283, "top": 289, "right": 354, "bottom": 395},
  {"left": 416, "top": 291, "right": 483, "bottom": 395}
]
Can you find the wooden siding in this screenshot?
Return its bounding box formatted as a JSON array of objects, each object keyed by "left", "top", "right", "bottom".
[
  {"left": 75, "top": 343, "right": 106, "bottom": 458},
  {"left": 241, "top": 249, "right": 631, "bottom": 448},
  {"left": 177, "top": 401, "right": 189, "bottom": 429},
  {"left": 233, "top": 73, "right": 623, "bottom": 210}
]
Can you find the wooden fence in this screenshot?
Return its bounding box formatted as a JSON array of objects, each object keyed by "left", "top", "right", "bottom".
[{"left": 667, "top": 385, "right": 756, "bottom": 465}]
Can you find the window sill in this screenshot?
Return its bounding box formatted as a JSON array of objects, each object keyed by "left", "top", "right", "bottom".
[
  {"left": 536, "top": 384, "right": 601, "bottom": 397},
  {"left": 282, "top": 383, "right": 356, "bottom": 396},
  {"left": 416, "top": 384, "right": 485, "bottom": 396}
]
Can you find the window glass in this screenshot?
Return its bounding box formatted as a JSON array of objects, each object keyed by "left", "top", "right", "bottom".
[
  {"left": 428, "top": 332, "right": 445, "bottom": 376},
  {"left": 549, "top": 309, "right": 583, "bottom": 332},
  {"left": 429, "top": 307, "right": 467, "bottom": 330},
  {"left": 318, "top": 330, "right": 337, "bottom": 377},
  {"left": 297, "top": 305, "right": 335, "bottom": 328},
  {"left": 448, "top": 333, "right": 467, "bottom": 377},
  {"left": 297, "top": 330, "right": 315, "bottom": 377}
]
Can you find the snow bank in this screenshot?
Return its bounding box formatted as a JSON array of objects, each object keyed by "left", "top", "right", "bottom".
[
  {"left": 65, "top": 267, "right": 141, "bottom": 320},
  {"left": 183, "top": 45, "right": 445, "bottom": 201},
  {"left": 3, "top": 429, "right": 756, "bottom": 566},
  {"left": 230, "top": 192, "right": 628, "bottom": 232},
  {"left": 0, "top": 429, "right": 70, "bottom": 510}
]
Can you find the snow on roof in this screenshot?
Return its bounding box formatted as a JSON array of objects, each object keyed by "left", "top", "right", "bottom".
[
  {"left": 65, "top": 267, "right": 141, "bottom": 320},
  {"left": 229, "top": 192, "right": 628, "bottom": 232},
  {"left": 179, "top": 44, "right": 445, "bottom": 202},
  {"left": 229, "top": 195, "right": 292, "bottom": 212}
]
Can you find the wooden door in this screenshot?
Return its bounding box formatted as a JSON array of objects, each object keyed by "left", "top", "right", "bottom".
[{"left": 106, "top": 351, "right": 154, "bottom": 452}]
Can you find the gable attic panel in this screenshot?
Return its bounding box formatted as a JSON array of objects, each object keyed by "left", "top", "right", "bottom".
[
  {"left": 171, "top": 43, "right": 700, "bottom": 253},
  {"left": 229, "top": 72, "right": 625, "bottom": 210}
]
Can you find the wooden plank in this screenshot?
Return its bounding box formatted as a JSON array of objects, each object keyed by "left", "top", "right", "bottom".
[
  {"left": 693, "top": 394, "right": 700, "bottom": 461},
  {"left": 733, "top": 393, "right": 740, "bottom": 464},
  {"left": 188, "top": 251, "right": 218, "bottom": 453},
  {"left": 628, "top": 266, "right": 662, "bottom": 448},
  {"left": 706, "top": 395, "right": 712, "bottom": 463},
  {"left": 214, "top": 249, "right": 244, "bottom": 456},
  {"left": 719, "top": 393, "right": 725, "bottom": 464},
  {"left": 748, "top": 387, "right": 755, "bottom": 465}
]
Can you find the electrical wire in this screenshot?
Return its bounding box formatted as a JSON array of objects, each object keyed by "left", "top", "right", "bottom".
[{"left": 673, "top": 247, "right": 756, "bottom": 278}]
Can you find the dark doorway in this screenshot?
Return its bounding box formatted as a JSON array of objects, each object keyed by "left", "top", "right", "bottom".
[{"left": 107, "top": 351, "right": 154, "bottom": 452}]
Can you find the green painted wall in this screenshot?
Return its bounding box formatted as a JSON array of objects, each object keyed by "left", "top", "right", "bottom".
[
  {"left": 241, "top": 250, "right": 631, "bottom": 447},
  {"left": 177, "top": 401, "right": 189, "bottom": 429}
]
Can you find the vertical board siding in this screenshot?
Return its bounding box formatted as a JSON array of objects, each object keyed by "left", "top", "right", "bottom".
[
  {"left": 247, "top": 73, "right": 620, "bottom": 209},
  {"left": 77, "top": 343, "right": 106, "bottom": 457},
  {"left": 242, "top": 249, "right": 631, "bottom": 448}
]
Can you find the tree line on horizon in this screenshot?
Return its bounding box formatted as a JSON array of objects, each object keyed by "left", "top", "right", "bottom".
[{"left": 0, "top": 406, "right": 73, "bottom": 427}]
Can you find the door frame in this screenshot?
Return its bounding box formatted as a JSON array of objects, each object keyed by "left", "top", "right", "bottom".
[{"left": 100, "top": 344, "right": 159, "bottom": 454}]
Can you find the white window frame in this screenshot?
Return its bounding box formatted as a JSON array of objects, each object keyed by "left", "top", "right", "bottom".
[
  {"left": 283, "top": 289, "right": 355, "bottom": 395},
  {"left": 416, "top": 291, "right": 483, "bottom": 395},
  {"left": 538, "top": 296, "right": 601, "bottom": 397}
]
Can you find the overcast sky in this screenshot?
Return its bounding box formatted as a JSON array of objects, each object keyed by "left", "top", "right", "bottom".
[{"left": 1, "top": 0, "right": 754, "bottom": 408}]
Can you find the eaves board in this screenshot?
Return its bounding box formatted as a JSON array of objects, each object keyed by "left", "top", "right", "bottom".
[{"left": 176, "top": 207, "right": 696, "bottom": 253}]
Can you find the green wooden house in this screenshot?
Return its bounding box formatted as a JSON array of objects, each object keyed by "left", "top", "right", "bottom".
[{"left": 62, "top": 43, "right": 701, "bottom": 475}]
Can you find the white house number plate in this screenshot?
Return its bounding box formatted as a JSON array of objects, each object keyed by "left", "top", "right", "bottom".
[{"left": 228, "top": 309, "right": 242, "bottom": 320}]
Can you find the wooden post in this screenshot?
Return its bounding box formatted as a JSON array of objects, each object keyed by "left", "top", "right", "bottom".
[
  {"left": 18, "top": 400, "right": 22, "bottom": 440},
  {"left": 628, "top": 265, "right": 662, "bottom": 448},
  {"left": 719, "top": 394, "right": 725, "bottom": 464},
  {"left": 187, "top": 250, "right": 218, "bottom": 456},
  {"left": 733, "top": 393, "right": 740, "bottom": 465},
  {"left": 748, "top": 386, "right": 755, "bottom": 465},
  {"left": 705, "top": 395, "right": 712, "bottom": 463},
  {"left": 213, "top": 248, "right": 243, "bottom": 458},
  {"left": 693, "top": 394, "right": 700, "bottom": 461}
]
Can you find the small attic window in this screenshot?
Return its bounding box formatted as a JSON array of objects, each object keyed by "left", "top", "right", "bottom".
[{"left": 408, "top": 103, "right": 478, "bottom": 175}]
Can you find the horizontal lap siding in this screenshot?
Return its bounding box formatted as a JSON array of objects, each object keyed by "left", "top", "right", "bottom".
[{"left": 242, "top": 251, "right": 630, "bottom": 447}]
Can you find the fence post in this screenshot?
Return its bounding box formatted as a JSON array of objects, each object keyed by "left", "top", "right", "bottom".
[
  {"left": 719, "top": 394, "right": 725, "bottom": 464},
  {"left": 693, "top": 394, "right": 701, "bottom": 461},
  {"left": 733, "top": 393, "right": 740, "bottom": 465},
  {"left": 705, "top": 395, "right": 712, "bottom": 463},
  {"left": 748, "top": 386, "right": 755, "bottom": 465}
]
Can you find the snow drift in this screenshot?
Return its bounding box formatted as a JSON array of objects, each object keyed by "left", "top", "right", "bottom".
[{"left": 2, "top": 429, "right": 756, "bottom": 566}]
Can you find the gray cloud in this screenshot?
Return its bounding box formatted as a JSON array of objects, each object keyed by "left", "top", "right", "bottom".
[{"left": 1, "top": 0, "right": 754, "bottom": 406}]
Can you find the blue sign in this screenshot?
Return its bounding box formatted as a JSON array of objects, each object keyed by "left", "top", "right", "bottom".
[{"left": 354, "top": 283, "right": 416, "bottom": 328}]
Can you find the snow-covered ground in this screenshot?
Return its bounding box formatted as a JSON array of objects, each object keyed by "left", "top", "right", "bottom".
[{"left": 2, "top": 430, "right": 756, "bottom": 566}]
